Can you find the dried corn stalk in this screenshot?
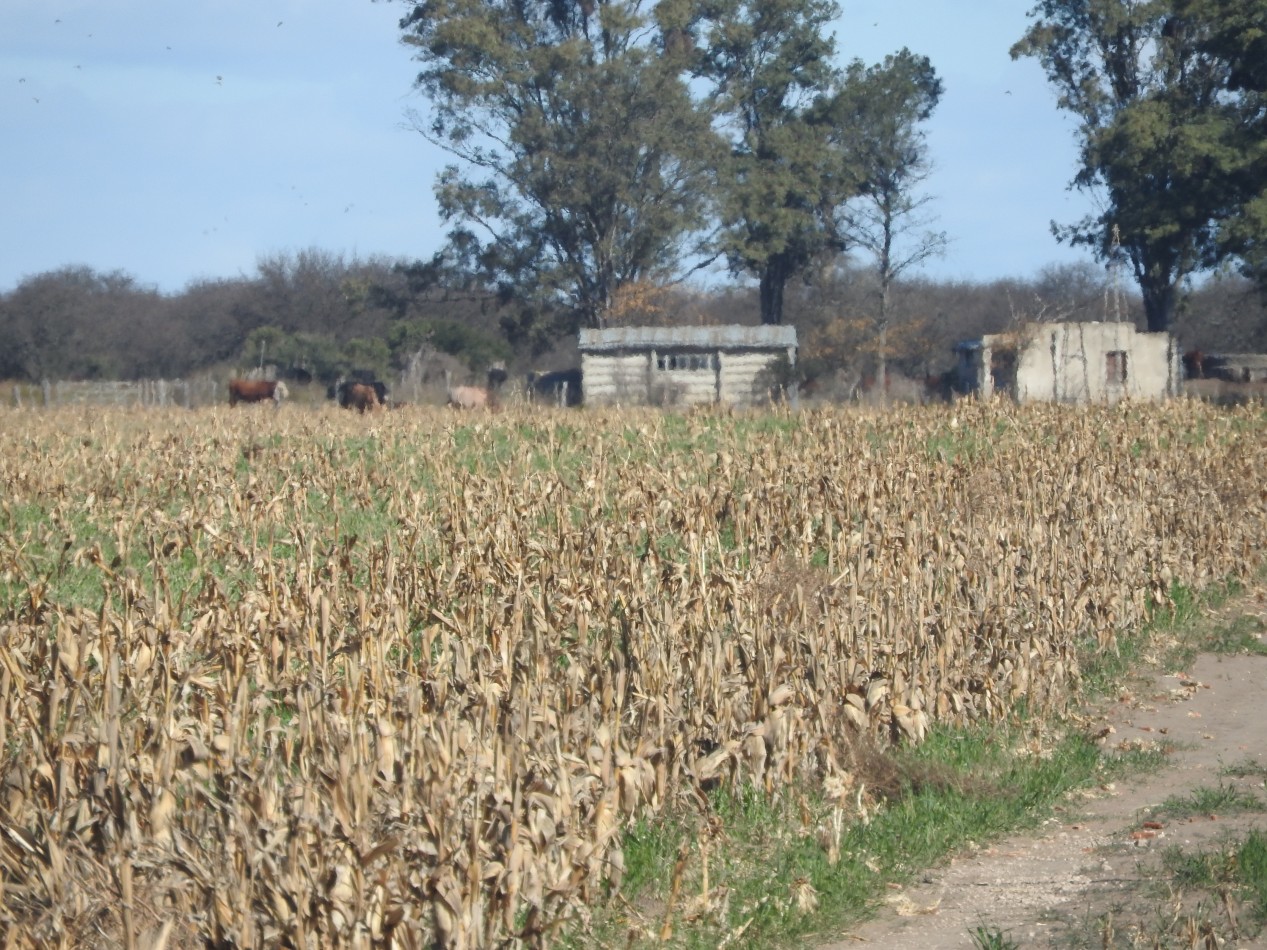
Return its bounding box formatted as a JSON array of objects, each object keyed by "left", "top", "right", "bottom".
[{"left": 0, "top": 399, "right": 1263, "bottom": 946}]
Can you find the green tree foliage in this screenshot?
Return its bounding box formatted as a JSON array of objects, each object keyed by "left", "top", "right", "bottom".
[
  {"left": 698, "top": 0, "right": 848, "bottom": 325},
  {"left": 396, "top": 0, "right": 721, "bottom": 330},
  {"left": 1012, "top": 0, "right": 1248, "bottom": 332},
  {"left": 829, "top": 50, "right": 945, "bottom": 390},
  {"left": 0, "top": 267, "right": 173, "bottom": 380},
  {"left": 388, "top": 316, "right": 511, "bottom": 372},
  {"left": 1172, "top": 0, "right": 1267, "bottom": 292}
]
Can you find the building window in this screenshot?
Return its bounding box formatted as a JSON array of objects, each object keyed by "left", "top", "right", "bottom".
[
  {"left": 656, "top": 352, "right": 716, "bottom": 371},
  {"left": 1106, "top": 350, "right": 1128, "bottom": 384}
]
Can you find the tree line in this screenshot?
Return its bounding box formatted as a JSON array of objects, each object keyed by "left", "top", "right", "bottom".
[
  {"left": 4, "top": 0, "right": 1265, "bottom": 388},
  {"left": 4, "top": 250, "right": 1266, "bottom": 393},
  {"left": 0, "top": 251, "right": 512, "bottom": 388},
  {"left": 392, "top": 0, "right": 1267, "bottom": 341}
]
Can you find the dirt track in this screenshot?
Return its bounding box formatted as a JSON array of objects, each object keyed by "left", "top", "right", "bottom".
[{"left": 818, "top": 598, "right": 1267, "bottom": 949}]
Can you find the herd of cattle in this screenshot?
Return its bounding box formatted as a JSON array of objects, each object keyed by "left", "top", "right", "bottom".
[
  {"left": 227, "top": 377, "right": 399, "bottom": 411},
  {"left": 227, "top": 364, "right": 583, "bottom": 411}
]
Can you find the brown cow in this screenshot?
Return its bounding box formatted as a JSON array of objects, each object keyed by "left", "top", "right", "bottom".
[
  {"left": 1182, "top": 349, "right": 1206, "bottom": 380},
  {"left": 340, "top": 381, "right": 381, "bottom": 413},
  {"left": 228, "top": 379, "right": 288, "bottom": 407}
]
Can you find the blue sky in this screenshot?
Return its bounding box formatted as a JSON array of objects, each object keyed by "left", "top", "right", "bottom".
[{"left": 1, "top": 0, "right": 1101, "bottom": 296}]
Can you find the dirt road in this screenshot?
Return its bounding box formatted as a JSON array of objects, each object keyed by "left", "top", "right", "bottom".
[{"left": 818, "top": 633, "right": 1267, "bottom": 948}]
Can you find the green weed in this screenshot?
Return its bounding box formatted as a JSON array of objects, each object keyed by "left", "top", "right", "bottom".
[
  {"left": 1156, "top": 782, "right": 1265, "bottom": 820},
  {"left": 969, "top": 923, "right": 1021, "bottom": 949}
]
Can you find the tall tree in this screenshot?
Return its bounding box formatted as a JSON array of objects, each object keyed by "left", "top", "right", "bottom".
[
  {"left": 699, "top": 0, "right": 849, "bottom": 325},
  {"left": 395, "top": 0, "right": 721, "bottom": 330},
  {"left": 1173, "top": 0, "right": 1267, "bottom": 292},
  {"left": 1012, "top": 0, "right": 1245, "bottom": 332},
  {"left": 830, "top": 50, "right": 945, "bottom": 394}
]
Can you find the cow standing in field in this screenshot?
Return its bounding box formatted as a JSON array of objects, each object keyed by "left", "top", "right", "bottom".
[
  {"left": 447, "top": 383, "right": 491, "bottom": 410},
  {"left": 1182, "top": 350, "right": 1206, "bottom": 380},
  {"left": 228, "top": 379, "right": 288, "bottom": 407},
  {"left": 527, "top": 367, "right": 582, "bottom": 406},
  {"left": 337, "top": 381, "right": 383, "bottom": 413},
  {"left": 444, "top": 367, "right": 501, "bottom": 410}
]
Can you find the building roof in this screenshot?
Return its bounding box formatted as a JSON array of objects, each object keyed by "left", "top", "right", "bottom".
[
  {"left": 956, "top": 321, "right": 1174, "bottom": 352},
  {"left": 579, "top": 324, "right": 797, "bottom": 352}
]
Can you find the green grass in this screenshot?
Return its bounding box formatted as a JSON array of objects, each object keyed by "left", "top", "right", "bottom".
[
  {"left": 569, "top": 725, "right": 1110, "bottom": 948},
  {"left": 1096, "top": 743, "right": 1175, "bottom": 786},
  {"left": 1221, "top": 757, "right": 1267, "bottom": 780},
  {"left": 1159, "top": 830, "right": 1267, "bottom": 930},
  {"left": 1201, "top": 613, "right": 1267, "bottom": 656},
  {"left": 1155, "top": 782, "right": 1265, "bottom": 820},
  {"left": 1240, "top": 830, "right": 1267, "bottom": 921},
  {"left": 1156, "top": 577, "right": 1267, "bottom": 666},
  {"left": 924, "top": 415, "right": 1011, "bottom": 462},
  {"left": 563, "top": 563, "right": 1267, "bottom": 948},
  {"left": 968, "top": 923, "right": 1021, "bottom": 949}
]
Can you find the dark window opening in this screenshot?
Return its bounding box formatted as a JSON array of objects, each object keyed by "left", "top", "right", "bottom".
[
  {"left": 1106, "top": 351, "right": 1128, "bottom": 384},
  {"left": 656, "top": 352, "right": 717, "bottom": 372}
]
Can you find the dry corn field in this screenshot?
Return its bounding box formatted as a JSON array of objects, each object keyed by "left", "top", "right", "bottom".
[{"left": 1, "top": 400, "right": 1265, "bottom": 948}]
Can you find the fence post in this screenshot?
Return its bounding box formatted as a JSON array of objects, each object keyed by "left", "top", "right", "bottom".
[
  {"left": 12, "top": 385, "right": 20, "bottom": 409},
  {"left": 42, "top": 379, "right": 52, "bottom": 407}
]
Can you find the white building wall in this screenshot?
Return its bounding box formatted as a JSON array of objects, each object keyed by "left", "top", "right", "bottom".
[
  {"left": 650, "top": 368, "right": 717, "bottom": 405},
  {"left": 581, "top": 353, "right": 649, "bottom": 405},
  {"left": 719, "top": 352, "right": 784, "bottom": 404},
  {"left": 993, "top": 323, "right": 1175, "bottom": 404},
  {"left": 582, "top": 348, "right": 793, "bottom": 406}
]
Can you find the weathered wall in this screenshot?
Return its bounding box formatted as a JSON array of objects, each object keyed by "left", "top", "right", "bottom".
[
  {"left": 580, "top": 352, "right": 648, "bottom": 406},
  {"left": 1013, "top": 323, "right": 1176, "bottom": 402},
  {"left": 582, "top": 348, "right": 791, "bottom": 406},
  {"left": 963, "top": 323, "right": 1178, "bottom": 404},
  {"left": 719, "top": 352, "right": 783, "bottom": 404},
  {"left": 649, "top": 365, "right": 718, "bottom": 406},
  {"left": 579, "top": 325, "right": 797, "bottom": 408}
]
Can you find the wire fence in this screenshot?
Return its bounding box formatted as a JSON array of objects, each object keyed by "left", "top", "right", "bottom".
[{"left": 8, "top": 379, "right": 224, "bottom": 409}]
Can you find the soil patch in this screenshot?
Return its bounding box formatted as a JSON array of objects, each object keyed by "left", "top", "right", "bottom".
[{"left": 817, "top": 601, "right": 1267, "bottom": 949}]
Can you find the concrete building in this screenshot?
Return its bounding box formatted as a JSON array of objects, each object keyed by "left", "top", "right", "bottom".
[
  {"left": 956, "top": 321, "right": 1180, "bottom": 403},
  {"left": 578, "top": 325, "right": 797, "bottom": 407}
]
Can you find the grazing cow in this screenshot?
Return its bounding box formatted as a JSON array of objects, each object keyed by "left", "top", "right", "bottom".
[
  {"left": 338, "top": 381, "right": 382, "bottom": 413},
  {"left": 447, "top": 385, "right": 491, "bottom": 409},
  {"left": 1182, "top": 349, "right": 1206, "bottom": 380},
  {"left": 333, "top": 379, "right": 388, "bottom": 412},
  {"left": 443, "top": 368, "right": 495, "bottom": 409},
  {"left": 527, "top": 367, "right": 583, "bottom": 406},
  {"left": 488, "top": 363, "right": 508, "bottom": 390},
  {"left": 228, "top": 379, "right": 288, "bottom": 407}
]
